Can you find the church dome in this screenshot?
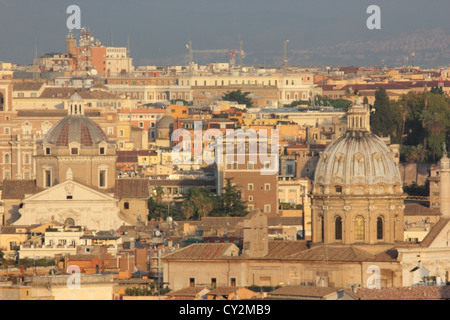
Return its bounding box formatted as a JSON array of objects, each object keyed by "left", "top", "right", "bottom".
[
  {"left": 42, "top": 115, "right": 109, "bottom": 148},
  {"left": 156, "top": 115, "right": 174, "bottom": 130},
  {"left": 314, "top": 102, "right": 402, "bottom": 187}
]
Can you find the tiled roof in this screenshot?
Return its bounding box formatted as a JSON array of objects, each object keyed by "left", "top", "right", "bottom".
[
  {"left": 404, "top": 203, "right": 441, "bottom": 216},
  {"left": 115, "top": 179, "right": 150, "bottom": 199},
  {"left": 207, "top": 286, "right": 255, "bottom": 296},
  {"left": 419, "top": 217, "right": 450, "bottom": 248},
  {"left": 1, "top": 180, "right": 41, "bottom": 199},
  {"left": 284, "top": 244, "right": 395, "bottom": 262},
  {"left": 167, "top": 287, "right": 209, "bottom": 298},
  {"left": 13, "top": 81, "right": 44, "bottom": 91},
  {"left": 163, "top": 243, "right": 238, "bottom": 260},
  {"left": 269, "top": 285, "right": 344, "bottom": 298},
  {"left": 263, "top": 241, "right": 309, "bottom": 259},
  {"left": 349, "top": 286, "right": 450, "bottom": 300}
]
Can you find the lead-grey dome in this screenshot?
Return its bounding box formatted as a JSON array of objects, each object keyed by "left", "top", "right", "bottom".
[
  {"left": 43, "top": 115, "right": 109, "bottom": 148},
  {"left": 314, "top": 101, "right": 402, "bottom": 187}
]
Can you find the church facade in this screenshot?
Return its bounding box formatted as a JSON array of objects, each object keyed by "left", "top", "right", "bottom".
[{"left": 7, "top": 93, "right": 131, "bottom": 230}]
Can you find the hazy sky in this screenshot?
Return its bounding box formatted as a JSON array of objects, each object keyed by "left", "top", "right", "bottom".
[{"left": 1, "top": 0, "right": 450, "bottom": 67}]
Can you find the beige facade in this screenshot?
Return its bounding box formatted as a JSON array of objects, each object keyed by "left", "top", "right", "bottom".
[{"left": 30, "top": 274, "right": 114, "bottom": 300}]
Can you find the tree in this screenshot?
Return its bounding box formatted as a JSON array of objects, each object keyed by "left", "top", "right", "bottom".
[
  {"left": 213, "top": 178, "right": 247, "bottom": 217},
  {"left": 181, "top": 188, "right": 215, "bottom": 220},
  {"left": 420, "top": 92, "right": 450, "bottom": 161},
  {"left": 371, "top": 87, "right": 395, "bottom": 137},
  {"left": 147, "top": 197, "right": 168, "bottom": 220},
  {"left": 222, "top": 90, "right": 254, "bottom": 109}
]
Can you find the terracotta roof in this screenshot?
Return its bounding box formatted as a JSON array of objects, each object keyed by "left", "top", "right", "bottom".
[
  {"left": 13, "top": 81, "right": 44, "bottom": 91},
  {"left": 419, "top": 217, "right": 450, "bottom": 248},
  {"left": 349, "top": 286, "right": 450, "bottom": 300},
  {"left": 115, "top": 179, "right": 150, "bottom": 199},
  {"left": 163, "top": 243, "right": 238, "bottom": 260},
  {"left": 0, "top": 225, "right": 31, "bottom": 234},
  {"left": 207, "top": 286, "right": 255, "bottom": 297},
  {"left": 285, "top": 244, "right": 395, "bottom": 262},
  {"left": 269, "top": 285, "right": 345, "bottom": 298},
  {"left": 1, "top": 180, "right": 41, "bottom": 199},
  {"left": 166, "top": 286, "right": 209, "bottom": 298},
  {"left": 263, "top": 241, "right": 309, "bottom": 259},
  {"left": 405, "top": 203, "right": 441, "bottom": 216}
]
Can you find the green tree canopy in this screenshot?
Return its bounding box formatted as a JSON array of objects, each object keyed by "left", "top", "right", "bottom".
[
  {"left": 222, "top": 90, "right": 254, "bottom": 108},
  {"left": 371, "top": 87, "right": 396, "bottom": 138}
]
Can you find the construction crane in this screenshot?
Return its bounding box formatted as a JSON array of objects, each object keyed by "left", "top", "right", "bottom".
[
  {"left": 186, "top": 41, "right": 245, "bottom": 71},
  {"left": 283, "top": 39, "right": 289, "bottom": 75}
]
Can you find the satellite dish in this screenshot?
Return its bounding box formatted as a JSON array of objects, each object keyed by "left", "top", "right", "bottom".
[
  {"left": 90, "top": 69, "right": 98, "bottom": 76},
  {"left": 154, "top": 230, "right": 161, "bottom": 237}
]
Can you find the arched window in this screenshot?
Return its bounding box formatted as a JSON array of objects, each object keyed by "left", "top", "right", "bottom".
[
  {"left": 335, "top": 216, "right": 342, "bottom": 241},
  {"left": 354, "top": 216, "right": 365, "bottom": 241},
  {"left": 4, "top": 154, "right": 10, "bottom": 164},
  {"left": 377, "top": 217, "right": 383, "bottom": 240}
]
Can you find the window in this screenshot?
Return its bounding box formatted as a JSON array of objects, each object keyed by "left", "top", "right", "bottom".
[
  {"left": 24, "top": 154, "right": 30, "bottom": 164},
  {"left": 232, "top": 162, "right": 238, "bottom": 170},
  {"left": 189, "top": 278, "right": 195, "bottom": 287},
  {"left": 67, "top": 195, "right": 73, "bottom": 200},
  {"left": 248, "top": 195, "right": 253, "bottom": 202},
  {"left": 248, "top": 205, "right": 254, "bottom": 212},
  {"left": 230, "top": 278, "right": 236, "bottom": 287},
  {"left": 124, "top": 202, "right": 130, "bottom": 210},
  {"left": 45, "top": 170, "right": 52, "bottom": 188},
  {"left": 99, "top": 170, "right": 106, "bottom": 188},
  {"left": 265, "top": 183, "right": 271, "bottom": 191},
  {"left": 4, "top": 154, "right": 10, "bottom": 164},
  {"left": 4, "top": 128, "right": 9, "bottom": 134},
  {"left": 354, "top": 216, "right": 365, "bottom": 241},
  {"left": 247, "top": 162, "right": 254, "bottom": 170},
  {"left": 211, "top": 278, "right": 217, "bottom": 289},
  {"left": 264, "top": 205, "right": 271, "bottom": 213},
  {"left": 377, "top": 217, "right": 383, "bottom": 240},
  {"left": 71, "top": 148, "right": 79, "bottom": 155},
  {"left": 335, "top": 216, "right": 342, "bottom": 241},
  {"left": 99, "top": 147, "right": 105, "bottom": 155},
  {"left": 335, "top": 186, "right": 342, "bottom": 194},
  {"left": 248, "top": 183, "right": 254, "bottom": 191},
  {"left": 45, "top": 147, "right": 51, "bottom": 155}
]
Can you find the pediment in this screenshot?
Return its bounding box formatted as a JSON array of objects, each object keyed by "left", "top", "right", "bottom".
[{"left": 23, "top": 180, "right": 116, "bottom": 203}]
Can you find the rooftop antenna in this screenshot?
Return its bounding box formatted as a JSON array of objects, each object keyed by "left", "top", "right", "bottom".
[
  {"left": 110, "top": 32, "right": 114, "bottom": 46},
  {"left": 127, "top": 36, "right": 130, "bottom": 56}
]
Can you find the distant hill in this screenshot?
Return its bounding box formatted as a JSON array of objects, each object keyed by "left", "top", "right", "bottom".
[{"left": 288, "top": 28, "right": 450, "bottom": 67}]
